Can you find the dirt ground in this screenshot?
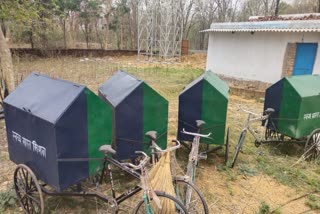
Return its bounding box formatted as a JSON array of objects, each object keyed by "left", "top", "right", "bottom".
[{"left": 0, "top": 53, "right": 319, "bottom": 213}]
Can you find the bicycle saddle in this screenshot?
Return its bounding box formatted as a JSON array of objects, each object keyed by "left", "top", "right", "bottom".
[
  {"left": 99, "top": 145, "right": 116, "bottom": 155},
  {"left": 196, "top": 120, "right": 206, "bottom": 128},
  {"left": 264, "top": 108, "right": 275, "bottom": 115},
  {"left": 145, "top": 131, "right": 157, "bottom": 141}
]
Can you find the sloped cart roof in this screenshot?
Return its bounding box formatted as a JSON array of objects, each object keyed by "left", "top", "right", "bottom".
[
  {"left": 264, "top": 75, "right": 320, "bottom": 138},
  {"left": 4, "top": 73, "right": 113, "bottom": 191},
  {"left": 99, "top": 70, "right": 168, "bottom": 160},
  {"left": 178, "top": 70, "right": 229, "bottom": 144}
]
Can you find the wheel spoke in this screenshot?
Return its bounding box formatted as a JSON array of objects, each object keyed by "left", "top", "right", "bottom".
[
  {"left": 24, "top": 169, "right": 34, "bottom": 194},
  {"left": 25, "top": 195, "right": 30, "bottom": 212},
  {"left": 26, "top": 193, "right": 41, "bottom": 206},
  {"left": 28, "top": 180, "right": 37, "bottom": 193},
  {"left": 17, "top": 170, "right": 27, "bottom": 192},
  {"left": 29, "top": 197, "right": 41, "bottom": 214},
  {"left": 21, "top": 194, "right": 29, "bottom": 210}
]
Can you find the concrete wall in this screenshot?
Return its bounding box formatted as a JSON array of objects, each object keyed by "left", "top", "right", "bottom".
[{"left": 206, "top": 32, "right": 320, "bottom": 84}]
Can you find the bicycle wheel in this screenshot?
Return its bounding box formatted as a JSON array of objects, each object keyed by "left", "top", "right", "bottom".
[
  {"left": 173, "top": 178, "right": 209, "bottom": 214},
  {"left": 230, "top": 130, "right": 247, "bottom": 168},
  {"left": 133, "top": 191, "right": 188, "bottom": 214}
]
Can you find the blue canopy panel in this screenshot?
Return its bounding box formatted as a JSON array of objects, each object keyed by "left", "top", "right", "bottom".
[
  {"left": 99, "top": 70, "right": 168, "bottom": 160},
  {"left": 115, "top": 84, "right": 144, "bottom": 160},
  {"left": 177, "top": 80, "right": 203, "bottom": 142},
  {"left": 263, "top": 79, "right": 284, "bottom": 129},
  {"left": 99, "top": 71, "right": 144, "bottom": 160}
]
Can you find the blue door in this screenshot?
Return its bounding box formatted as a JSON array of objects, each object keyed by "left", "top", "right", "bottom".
[{"left": 293, "top": 43, "right": 318, "bottom": 75}]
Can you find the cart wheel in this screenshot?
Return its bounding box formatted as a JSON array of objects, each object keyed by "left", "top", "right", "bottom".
[
  {"left": 304, "top": 129, "right": 320, "bottom": 160},
  {"left": 14, "top": 164, "right": 44, "bottom": 214},
  {"left": 224, "top": 127, "right": 230, "bottom": 164}
]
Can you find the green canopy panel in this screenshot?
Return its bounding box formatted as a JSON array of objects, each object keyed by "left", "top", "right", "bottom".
[
  {"left": 264, "top": 75, "right": 320, "bottom": 139},
  {"left": 178, "top": 70, "right": 229, "bottom": 145}
]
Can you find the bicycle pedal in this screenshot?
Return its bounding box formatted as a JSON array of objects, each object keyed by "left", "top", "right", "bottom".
[{"left": 198, "top": 152, "right": 207, "bottom": 160}]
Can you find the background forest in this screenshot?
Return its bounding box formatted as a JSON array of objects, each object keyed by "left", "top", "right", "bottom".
[{"left": 1, "top": 0, "right": 319, "bottom": 51}]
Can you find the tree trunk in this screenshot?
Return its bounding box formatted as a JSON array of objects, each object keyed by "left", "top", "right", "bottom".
[
  {"left": 263, "top": 0, "right": 269, "bottom": 16},
  {"left": 85, "top": 24, "right": 89, "bottom": 49},
  {"left": 95, "top": 21, "right": 104, "bottom": 49},
  {"left": 0, "top": 19, "right": 6, "bottom": 38},
  {"left": 0, "top": 27, "right": 15, "bottom": 96},
  {"left": 63, "top": 19, "right": 67, "bottom": 49},
  {"left": 275, "top": 0, "right": 281, "bottom": 16}
]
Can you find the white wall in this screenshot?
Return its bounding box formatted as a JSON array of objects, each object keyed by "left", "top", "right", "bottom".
[{"left": 206, "top": 31, "right": 320, "bottom": 83}]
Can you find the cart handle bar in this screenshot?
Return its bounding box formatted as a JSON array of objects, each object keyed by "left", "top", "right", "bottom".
[
  {"left": 150, "top": 140, "right": 181, "bottom": 153},
  {"left": 181, "top": 128, "right": 212, "bottom": 139},
  {"left": 120, "top": 151, "right": 150, "bottom": 170}
]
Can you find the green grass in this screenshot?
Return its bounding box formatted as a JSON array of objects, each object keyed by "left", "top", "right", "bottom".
[
  {"left": 0, "top": 186, "right": 17, "bottom": 213},
  {"left": 305, "top": 194, "right": 320, "bottom": 210},
  {"left": 255, "top": 150, "right": 320, "bottom": 191},
  {"left": 256, "top": 201, "right": 270, "bottom": 214},
  {"left": 5, "top": 55, "right": 320, "bottom": 213}
]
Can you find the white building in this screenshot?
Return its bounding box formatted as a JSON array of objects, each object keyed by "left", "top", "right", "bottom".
[{"left": 204, "top": 18, "right": 320, "bottom": 86}]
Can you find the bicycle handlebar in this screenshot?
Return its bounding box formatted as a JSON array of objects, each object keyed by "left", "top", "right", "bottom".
[
  {"left": 150, "top": 140, "right": 181, "bottom": 153},
  {"left": 181, "top": 128, "right": 212, "bottom": 139},
  {"left": 238, "top": 107, "right": 261, "bottom": 116},
  {"left": 120, "top": 151, "right": 150, "bottom": 170}
]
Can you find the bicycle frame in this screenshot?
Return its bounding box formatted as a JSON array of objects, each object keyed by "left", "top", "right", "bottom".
[
  {"left": 240, "top": 110, "right": 270, "bottom": 143},
  {"left": 41, "top": 154, "right": 143, "bottom": 208},
  {"left": 180, "top": 126, "right": 211, "bottom": 208}
]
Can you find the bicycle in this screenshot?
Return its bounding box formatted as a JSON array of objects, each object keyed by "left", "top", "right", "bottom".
[
  {"left": 230, "top": 106, "right": 320, "bottom": 168},
  {"left": 178, "top": 120, "right": 211, "bottom": 210},
  {"left": 146, "top": 131, "right": 209, "bottom": 214},
  {"left": 14, "top": 145, "right": 188, "bottom": 214},
  {"left": 230, "top": 107, "right": 277, "bottom": 168}
]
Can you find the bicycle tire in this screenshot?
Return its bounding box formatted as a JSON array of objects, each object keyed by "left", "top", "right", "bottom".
[
  {"left": 173, "top": 178, "right": 209, "bottom": 214},
  {"left": 185, "top": 160, "right": 196, "bottom": 208},
  {"left": 230, "top": 130, "right": 247, "bottom": 168},
  {"left": 133, "top": 191, "right": 188, "bottom": 214}
]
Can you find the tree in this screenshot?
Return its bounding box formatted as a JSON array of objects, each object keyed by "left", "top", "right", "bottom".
[
  {"left": 79, "top": 0, "right": 102, "bottom": 49},
  {"left": 109, "top": 0, "right": 130, "bottom": 49},
  {"left": 180, "top": 0, "right": 197, "bottom": 39},
  {"left": 0, "top": 0, "right": 38, "bottom": 95},
  {"left": 275, "top": 0, "right": 281, "bottom": 16},
  {"left": 55, "top": 0, "right": 82, "bottom": 49},
  {"left": 291, "top": 0, "right": 318, "bottom": 13},
  {"left": 214, "top": 0, "right": 240, "bottom": 22},
  {"left": 194, "top": 0, "right": 218, "bottom": 49}
]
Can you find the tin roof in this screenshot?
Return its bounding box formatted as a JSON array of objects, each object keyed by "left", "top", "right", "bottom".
[{"left": 202, "top": 20, "right": 320, "bottom": 33}]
